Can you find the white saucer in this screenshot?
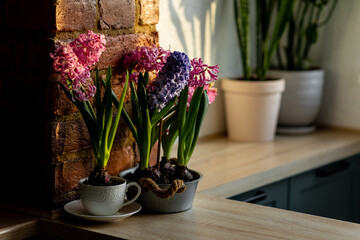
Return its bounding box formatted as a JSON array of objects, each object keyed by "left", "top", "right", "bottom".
[{"left": 64, "top": 200, "right": 141, "bottom": 222}]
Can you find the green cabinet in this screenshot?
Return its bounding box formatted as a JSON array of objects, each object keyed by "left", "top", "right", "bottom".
[
  {"left": 229, "top": 179, "right": 288, "bottom": 210},
  {"left": 229, "top": 154, "right": 360, "bottom": 223},
  {"left": 289, "top": 155, "right": 360, "bottom": 223}
]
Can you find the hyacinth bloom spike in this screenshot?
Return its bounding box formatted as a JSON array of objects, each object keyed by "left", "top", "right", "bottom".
[
  {"left": 122, "top": 45, "right": 170, "bottom": 83},
  {"left": 70, "top": 30, "right": 106, "bottom": 68},
  {"left": 186, "top": 59, "right": 219, "bottom": 108},
  {"left": 50, "top": 31, "right": 106, "bottom": 102},
  {"left": 188, "top": 58, "right": 219, "bottom": 88},
  {"left": 148, "top": 51, "right": 191, "bottom": 110}
]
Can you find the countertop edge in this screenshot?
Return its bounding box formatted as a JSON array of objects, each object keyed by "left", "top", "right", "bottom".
[{"left": 200, "top": 139, "right": 360, "bottom": 198}]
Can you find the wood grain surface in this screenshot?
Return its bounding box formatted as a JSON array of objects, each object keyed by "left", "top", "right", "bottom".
[
  {"left": 189, "top": 128, "right": 360, "bottom": 197},
  {"left": 45, "top": 195, "right": 360, "bottom": 240},
  {"left": 0, "top": 209, "right": 37, "bottom": 240}
]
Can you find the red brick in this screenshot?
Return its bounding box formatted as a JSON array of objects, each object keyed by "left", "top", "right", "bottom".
[
  {"left": 56, "top": 0, "right": 96, "bottom": 31},
  {"left": 115, "top": 119, "right": 131, "bottom": 143},
  {"left": 99, "top": 0, "right": 135, "bottom": 29},
  {"left": 139, "top": 0, "right": 159, "bottom": 25},
  {"left": 149, "top": 142, "right": 159, "bottom": 167},
  {"left": 107, "top": 146, "right": 135, "bottom": 176},
  {"left": 48, "top": 79, "right": 82, "bottom": 117},
  {"left": 51, "top": 118, "right": 92, "bottom": 156},
  {"left": 53, "top": 191, "right": 79, "bottom": 208},
  {"left": 98, "top": 32, "right": 158, "bottom": 69},
  {"left": 54, "top": 157, "right": 93, "bottom": 195},
  {"left": 111, "top": 77, "right": 132, "bottom": 103},
  {"left": 133, "top": 141, "right": 159, "bottom": 167}
]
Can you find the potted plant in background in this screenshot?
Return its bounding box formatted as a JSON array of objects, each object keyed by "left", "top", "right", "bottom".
[
  {"left": 270, "top": 0, "right": 338, "bottom": 134},
  {"left": 222, "top": 0, "right": 295, "bottom": 141},
  {"left": 50, "top": 31, "right": 141, "bottom": 216},
  {"left": 117, "top": 46, "right": 219, "bottom": 213}
]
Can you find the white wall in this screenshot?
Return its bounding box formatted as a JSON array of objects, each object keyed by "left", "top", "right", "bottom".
[
  {"left": 158, "top": 0, "right": 243, "bottom": 137},
  {"left": 312, "top": 0, "right": 360, "bottom": 130},
  {"left": 158, "top": 0, "right": 360, "bottom": 134}
]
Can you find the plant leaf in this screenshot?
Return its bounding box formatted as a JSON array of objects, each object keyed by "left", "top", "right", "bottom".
[
  {"left": 98, "top": 67, "right": 113, "bottom": 168},
  {"left": 161, "top": 113, "right": 179, "bottom": 159},
  {"left": 182, "top": 87, "right": 203, "bottom": 139},
  {"left": 261, "top": 0, "right": 296, "bottom": 78},
  {"left": 95, "top": 69, "right": 104, "bottom": 145},
  {"left": 150, "top": 100, "right": 176, "bottom": 126},
  {"left": 186, "top": 91, "right": 209, "bottom": 165},
  {"left": 130, "top": 81, "right": 142, "bottom": 131},
  {"left": 235, "top": 0, "right": 251, "bottom": 79},
  {"left": 106, "top": 73, "right": 129, "bottom": 165},
  {"left": 178, "top": 86, "right": 188, "bottom": 132}
]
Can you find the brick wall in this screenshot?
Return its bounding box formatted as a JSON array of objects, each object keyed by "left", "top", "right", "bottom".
[{"left": 0, "top": 0, "right": 159, "bottom": 210}]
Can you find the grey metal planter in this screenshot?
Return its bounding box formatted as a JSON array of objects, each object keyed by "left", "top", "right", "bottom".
[
  {"left": 269, "top": 69, "right": 325, "bottom": 133},
  {"left": 120, "top": 165, "right": 203, "bottom": 213}
]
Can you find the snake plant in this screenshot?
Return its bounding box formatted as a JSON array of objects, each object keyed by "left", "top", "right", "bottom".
[
  {"left": 276, "top": 0, "right": 338, "bottom": 70},
  {"left": 234, "top": 0, "right": 296, "bottom": 80}
]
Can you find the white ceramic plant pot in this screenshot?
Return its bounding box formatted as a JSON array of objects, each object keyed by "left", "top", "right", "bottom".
[
  {"left": 79, "top": 177, "right": 141, "bottom": 216},
  {"left": 269, "top": 69, "right": 324, "bottom": 129},
  {"left": 222, "top": 78, "right": 285, "bottom": 142}
]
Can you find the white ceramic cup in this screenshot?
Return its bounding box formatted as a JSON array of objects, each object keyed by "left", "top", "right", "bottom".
[{"left": 79, "top": 177, "right": 141, "bottom": 216}]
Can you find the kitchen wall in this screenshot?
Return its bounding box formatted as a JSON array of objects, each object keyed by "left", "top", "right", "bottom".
[
  {"left": 312, "top": 0, "right": 360, "bottom": 130},
  {"left": 158, "top": 0, "right": 242, "bottom": 137},
  {"left": 158, "top": 0, "right": 360, "bottom": 134}
]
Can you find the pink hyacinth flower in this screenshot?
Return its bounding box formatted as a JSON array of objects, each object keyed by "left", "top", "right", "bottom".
[
  {"left": 206, "top": 83, "right": 217, "bottom": 105},
  {"left": 70, "top": 30, "right": 106, "bottom": 68},
  {"left": 187, "top": 83, "right": 217, "bottom": 109},
  {"left": 122, "top": 45, "right": 170, "bottom": 83},
  {"left": 189, "top": 58, "right": 219, "bottom": 88},
  {"left": 50, "top": 31, "right": 106, "bottom": 102},
  {"left": 186, "top": 58, "right": 219, "bottom": 109},
  {"left": 50, "top": 44, "right": 87, "bottom": 87}
]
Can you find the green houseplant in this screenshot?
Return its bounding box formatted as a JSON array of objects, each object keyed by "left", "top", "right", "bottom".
[
  {"left": 270, "top": 0, "right": 338, "bottom": 133},
  {"left": 222, "top": 0, "right": 295, "bottom": 141},
  {"left": 276, "top": 0, "right": 338, "bottom": 71},
  {"left": 118, "top": 46, "right": 219, "bottom": 213},
  {"left": 51, "top": 31, "right": 142, "bottom": 216}
]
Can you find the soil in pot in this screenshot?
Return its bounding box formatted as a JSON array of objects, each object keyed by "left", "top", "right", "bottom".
[
  {"left": 124, "top": 158, "right": 199, "bottom": 184},
  {"left": 83, "top": 166, "right": 121, "bottom": 186}
]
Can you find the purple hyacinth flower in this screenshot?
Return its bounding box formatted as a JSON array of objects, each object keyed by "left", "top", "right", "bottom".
[{"left": 148, "top": 51, "right": 192, "bottom": 110}]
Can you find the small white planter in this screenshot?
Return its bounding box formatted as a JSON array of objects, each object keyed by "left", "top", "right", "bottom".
[
  {"left": 269, "top": 69, "right": 324, "bottom": 131},
  {"left": 222, "top": 78, "right": 285, "bottom": 142},
  {"left": 79, "top": 177, "right": 141, "bottom": 216}
]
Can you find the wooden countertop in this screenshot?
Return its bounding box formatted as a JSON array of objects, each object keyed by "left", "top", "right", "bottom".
[
  {"left": 0, "top": 209, "right": 38, "bottom": 239},
  {"left": 189, "top": 128, "right": 360, "bottom": 198},
  {"left": 42, "top": 195, "right": 360, "bottom": 240},
  {"left": 4, "top": 128, "right": 360, "bottom": 240}
]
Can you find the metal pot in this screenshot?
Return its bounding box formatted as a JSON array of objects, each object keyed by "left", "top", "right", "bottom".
[
  {"left": 269, "top": 69, "right": 325, "bottom": 131},
  {"left": 120, "top": 165, "right": 202, "bottom": 213}
]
